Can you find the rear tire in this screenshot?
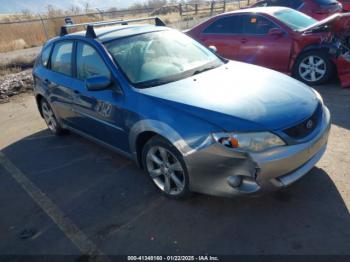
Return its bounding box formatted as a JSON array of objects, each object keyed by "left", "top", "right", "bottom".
[
  {"left": 293, "top": 50, "right": 333, "bottom": 85},
  {"left": 40, "top": 99, "right": 66, "bottom": 136},
  {"left": 142, "top": 136, "right": 191, "bottom": 199}
]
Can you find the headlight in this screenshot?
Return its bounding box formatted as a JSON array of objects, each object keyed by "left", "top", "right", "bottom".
[
  {"left": 313, "top": 89, "right": 323, "bottom": 104},
  {"left": 212, "top": 132, "right": 285, "bottom": 152}
]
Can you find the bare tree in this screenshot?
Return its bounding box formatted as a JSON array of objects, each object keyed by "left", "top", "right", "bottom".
[
  {"left": 83, "top": 2, "right": 90, "bottom": 13},
  {"left": 21, "top": 9, "right": 33, "bottom": 19}
]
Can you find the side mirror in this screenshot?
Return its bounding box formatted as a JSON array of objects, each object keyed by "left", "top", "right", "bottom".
[
  {"left": 85, "top": 76, "right": 111, "bottom": 91},
  {"left": 208, "top": 45, "right": 217, "bottom": 53},
  {"left": 268, "top": 28, "right": 284, "bottom": 37}
]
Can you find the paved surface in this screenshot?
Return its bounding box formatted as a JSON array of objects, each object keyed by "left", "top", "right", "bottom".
[{"left": 0, "top": 81, "right": 350, "bottom": 257}]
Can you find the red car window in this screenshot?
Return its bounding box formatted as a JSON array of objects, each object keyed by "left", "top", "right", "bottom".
[
  {"left": 203, "top": 16, "right": 243, "bottom": 34},
  {"left": 243, "top": 15, "right": 277, "bottom": 35}
]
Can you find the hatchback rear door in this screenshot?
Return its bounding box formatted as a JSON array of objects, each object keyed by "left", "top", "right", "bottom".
[{"left": 42, "top": 40, "right": 78, "bottom": 124}]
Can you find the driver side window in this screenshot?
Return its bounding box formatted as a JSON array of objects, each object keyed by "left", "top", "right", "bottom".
[
  {"left": 243, "top": 15, "right": 277, "bottom": 35},
  {"left": 76, "top": 42, "right": 111, "bottom": 80}
]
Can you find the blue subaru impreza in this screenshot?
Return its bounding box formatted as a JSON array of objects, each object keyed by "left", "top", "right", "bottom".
[{"left": 33, "top": 18, "right": 331, "bottom": 199}]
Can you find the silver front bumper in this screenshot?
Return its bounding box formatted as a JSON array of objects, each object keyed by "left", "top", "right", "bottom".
[{"left": 184, "top": 106, "right": 331, "bottom": 198}]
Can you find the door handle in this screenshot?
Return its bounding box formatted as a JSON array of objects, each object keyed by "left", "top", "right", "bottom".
[
  {"left": 44, "top": 79, "right": 51, "bottom": 85},
  {"left": 241, "top": 38, "right": 247, "bottom": 44},
  {"left": 73, "top": 90, "right": 80, "bottom": 94}
]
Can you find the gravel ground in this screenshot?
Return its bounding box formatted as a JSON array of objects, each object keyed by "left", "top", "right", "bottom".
[{"left": 0, "top": 69, "right": 33, "bottom": 102}]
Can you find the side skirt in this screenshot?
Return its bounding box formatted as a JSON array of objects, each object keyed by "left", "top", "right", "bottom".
[{"left": 63, "top": 125, "right": 135, "bottom": 161}]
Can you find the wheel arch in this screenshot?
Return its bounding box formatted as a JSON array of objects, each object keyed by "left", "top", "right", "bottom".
[
  {"left": 292, "top": 44, "right": 336, "bottom": 75},
  {"left": 129, "top": 120, "right": 194, "bottom": 168},
  {"left": 35, "top": 94, "right": 44, "bottom": 118}
]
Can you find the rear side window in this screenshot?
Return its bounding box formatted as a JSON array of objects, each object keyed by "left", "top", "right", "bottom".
[
  {"left": 243, "top": 15, "right": 276, "bottom": 35},
  {"left": 41, "top": 44, "right": 52, "bottom": 67},
  {"left": 255, "top": 0, "right": 303, "bottom": 8},
  {"left": 51, "top": 41, "right": 73, "bottom": 76},
  {"left": 76, "top": 42, "right": 111, "bottom": 80},
  {"left": 203, "top": 16, "right": 243, "bottom": 34},
  {"left": 313, "top": 0, "right": 338, "bottom": 4}
]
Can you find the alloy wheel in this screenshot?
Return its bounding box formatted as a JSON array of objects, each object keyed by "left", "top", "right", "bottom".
[
  {"left": 298, "top": 55, "right": 327, "bottom": 83},
  {"left": 42, "top": 102, "right": 58, "bottom": 132},
  {"left": 145, "top": 146, "right": 186, "bottom": 196}
]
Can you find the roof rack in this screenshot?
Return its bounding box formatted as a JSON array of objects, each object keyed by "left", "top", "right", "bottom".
[{"left": 60, "top": 17, "right": 166, "bottom": 38}]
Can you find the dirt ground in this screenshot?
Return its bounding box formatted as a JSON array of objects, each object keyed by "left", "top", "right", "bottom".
[{"left": 0, "top": 80, "right": 349, "bottom": 258}]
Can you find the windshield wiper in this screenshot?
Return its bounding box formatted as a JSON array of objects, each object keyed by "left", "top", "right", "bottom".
[
  {"left": 192, "top": 65, "right": 217, "bottom": 76},
  {"left": 135, "top": 78, "right": 173, "bottom": 88}
]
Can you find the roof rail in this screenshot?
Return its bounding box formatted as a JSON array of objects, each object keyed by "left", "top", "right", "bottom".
[{"left": 60, "top": 17, "right": 166, "bottom": 38}]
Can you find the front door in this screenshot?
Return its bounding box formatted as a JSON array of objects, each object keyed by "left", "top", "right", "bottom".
[
  {"left": 238, "top": 14, "right": 292, "bottom": 73},
  {"left": 69, "top": 41, "right": 129, "bottom": 152}
]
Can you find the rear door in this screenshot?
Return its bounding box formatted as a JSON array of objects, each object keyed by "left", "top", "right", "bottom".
[
  {"left": 238, "top": 14, "right": 292, "bottom": 73},
  {"left": 198, "top": 15, "right": 243, "bottom": 60},
  {"left": 69, "top": 41, "right": 128, "bottom": 151},
  {"left": 45, "top": 41, "right": 78, "bottom": 124}
]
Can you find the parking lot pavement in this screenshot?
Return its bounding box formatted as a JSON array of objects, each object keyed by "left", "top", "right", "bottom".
[{"left": 0, "top": 81, "right": 350, "bottom": 257}]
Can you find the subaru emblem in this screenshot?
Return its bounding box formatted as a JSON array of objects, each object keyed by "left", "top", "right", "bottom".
[{"left": 306, "top": 120, "right": 313, "bottom": 129}]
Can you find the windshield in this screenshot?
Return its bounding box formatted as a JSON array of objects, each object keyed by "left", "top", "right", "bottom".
[
  {"left": 104, "top": 30, "right": 223, "bottom": 88},
  {"left": 273, "top": 9, "right": 317, "bottom": 30}
]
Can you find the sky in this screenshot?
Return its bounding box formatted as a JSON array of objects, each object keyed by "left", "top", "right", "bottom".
[{"left": 0, "top": 0, "right": 144, "bottom": 14}]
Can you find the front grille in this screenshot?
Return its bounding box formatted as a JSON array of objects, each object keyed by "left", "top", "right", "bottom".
[{"left": 283, "top": 104, "right": 321, "bottom": 139}]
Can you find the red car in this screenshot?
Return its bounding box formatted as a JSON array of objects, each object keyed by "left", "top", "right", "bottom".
[
  {"left": 186, "top": 7, "right": 350, "bottom": 87},
  {"left": 339, "top": 0, "right": 350, "bottom": 11},
  {"left": 251, "top": 0, "right": 342, "bottom": 20}
]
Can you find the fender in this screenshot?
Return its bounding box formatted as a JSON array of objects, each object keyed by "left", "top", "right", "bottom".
[
  {"left": 128, "top": 119, "right": 195, "bottom": 161},
  {"left": 302, "top": 43, "right": 339, "bottom": 57},
  {"left": 290, "top": 42, "right": 340, "bottom": 72}
]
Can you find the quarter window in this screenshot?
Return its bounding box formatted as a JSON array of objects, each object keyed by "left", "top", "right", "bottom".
[
  {"left": 76, "top": 42, "right": 111, "bottom": 80},
  {"left": 51, "top": 41, "right": 73, "bottom": 76},
  {"left": 41, "top": 44, "right": 52, "bottom": 67},
  {"left": 243, "top": 15, "right": 276, "bottom": 35},
  {"left": 203, "top": 16, "right": 243, "bottom": 34}
]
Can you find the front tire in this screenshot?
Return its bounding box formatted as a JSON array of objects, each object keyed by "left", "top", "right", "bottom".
[
  {"left": 41, "top": 99, "right": 66, "bottom": 136},
  {"left": 142, "top": 136, "right": 191, "bottom": 199},
  {"left": 293, "top": 51, "right": 333, "bottom": 85}
]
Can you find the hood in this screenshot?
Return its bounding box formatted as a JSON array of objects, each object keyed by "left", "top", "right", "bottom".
[
  {"left": 301, "top": 12, "right": 350, "bottom": 36},
  {"left": 139, "top": 61, "right": 319, "bottom": 131}
]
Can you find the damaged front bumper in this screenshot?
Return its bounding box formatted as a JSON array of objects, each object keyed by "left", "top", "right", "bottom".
[
  {"left": 184, "top": 106, "right": 331, "bottom": 198},
  {"left": 334, "top": 55, "right": 350, "bottom": 88}
]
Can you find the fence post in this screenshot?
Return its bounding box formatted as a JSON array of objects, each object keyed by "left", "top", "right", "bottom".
[
  {"left": 39, "top": 15, "right": 49, "bottom": 40},
  {"left": 96, "top": 8, "right": 104, "bottom": 20},
  {"left": 210, "top": 1, "right": 215, "bottom": 16},
  {"left": 179, "top": 3, "right": 182, "bottom": 16},
  {"left": 223, "top": 0, "right": 226, "bottom": 12},
  {"left": 195, "top": 3, "right": 198, "bottom": 15}
]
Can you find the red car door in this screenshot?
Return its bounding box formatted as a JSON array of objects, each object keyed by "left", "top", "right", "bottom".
[
  {"left": 237, "top": 14, "right": 293, "bottom": 73},
  {"left": 198, "top": 15, "right": 243, "bottom": 60}
]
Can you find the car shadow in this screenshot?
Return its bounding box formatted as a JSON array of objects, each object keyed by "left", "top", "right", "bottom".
[
  {"left": 0, "top": 129, "right": 349, "bottom": 255},
  {"left": 313, "top": 79, "right": 350, "bottom": 130}
]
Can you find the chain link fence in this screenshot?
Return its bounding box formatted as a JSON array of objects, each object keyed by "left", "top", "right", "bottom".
[{"left": 0, "top": 0, "right": 256, "bottom": 53}]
